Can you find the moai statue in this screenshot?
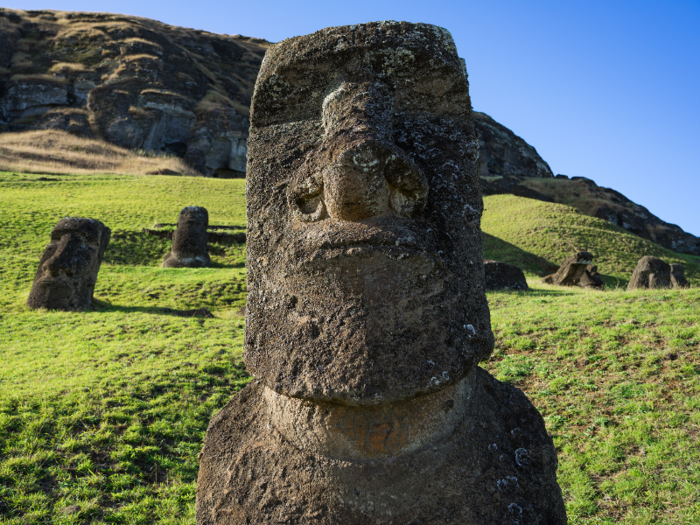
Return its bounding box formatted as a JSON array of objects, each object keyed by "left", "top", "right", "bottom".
[
  {"left": 197, "top": 22, "right": 567, "bottom": 524},
  {"left": 484, "top": 259, "right": 529, "bottom": 291},
  {"left": 670, "top": 263, "right": 688, "bottom": 288},
  {"left": 627, "top": 256, "right": 672, "bottom": 290},
  {"left": 163, "top": 206, "right": 210, "bottom": 268},
  {"left": 541, "top": 251, "right": 593, "bottom": 286},
  {"left": 27, "top": 217, "right": 110, "bottom": 311},
  {"left": 580, "top": 264, "right": 604, "bottom": 290}
]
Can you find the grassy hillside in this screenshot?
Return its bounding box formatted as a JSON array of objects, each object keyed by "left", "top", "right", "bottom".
[
  {"left": 0, "top": 172, "right": 698, "bottom": 524},
  {"left": 482, "top": 194, "right": 700, "bottom": 287}
]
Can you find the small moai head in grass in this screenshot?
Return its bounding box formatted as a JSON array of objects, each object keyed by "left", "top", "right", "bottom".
[
  {"left": 163, "top": 206, "right": 211, "bottom": 268},
  {"left": 244, "top": 21, "right": 495, "bottom": 405},
  {"left": 27, "top": 217, "right": 110, "bottom": 311}
]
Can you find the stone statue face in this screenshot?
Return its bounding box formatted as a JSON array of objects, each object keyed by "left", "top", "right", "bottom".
[
  {"left": 27, "top": 217, "right": 110, "bottom": 311},
  {"left": 172, "top": 206, "right": 208, "bottom": 258},
  {"left": 164, "top": 206, "right": 210, "bottom": 268},
  {"left": 245, "top": 22, "right": 494, "bottom": 405}
]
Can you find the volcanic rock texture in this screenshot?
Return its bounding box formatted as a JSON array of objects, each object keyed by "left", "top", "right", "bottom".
[
  {"left": 0, "top": 8, "right": 269, "bottom": 177},
  {"left": 541, "top": 251, "right": 593, "bottom": 287},
  {"left": 162, "top": 206, "right": 211, "bottom": 268},
  {"left": 484, "top": 259, "right": 529, "bottom": 291},
  {"left": 27, "top": 217, "right": 110, "bottom": 310},
  {"left": 196, "top": 21, "right": 566, "bottom": 525},
  {"left": 627, "top": 256, "right": 688, "bottom": 290}
]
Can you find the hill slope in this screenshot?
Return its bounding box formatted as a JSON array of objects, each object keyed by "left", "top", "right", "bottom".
[
  {"left": 0, "top": 8, "right": 268, "bottom": 176},
  {"left": 482, "top": 194, "right": 700, "bottom": 287},
  {"left": 1, "top": 7, "right": 697, "bottom": 255},
  {"left": 0, "top": 172, "right": 698, "bottom": 523}
]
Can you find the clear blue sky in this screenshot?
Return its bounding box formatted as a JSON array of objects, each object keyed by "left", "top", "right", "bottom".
[{"left": 9, "top": 0, "right": 700, "bottom": 236}]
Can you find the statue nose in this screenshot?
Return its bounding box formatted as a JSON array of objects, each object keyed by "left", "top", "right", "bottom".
[
  {"left": 291, "top": 80, "right": 429, "bottom": 223},
  {"left": 44, "top": 235, "right": 81, "bottom": 276},
  {"left": 323, "top": 139, "right": 428, "bottom": 221}
]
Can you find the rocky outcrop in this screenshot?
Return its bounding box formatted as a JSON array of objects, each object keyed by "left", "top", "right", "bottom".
[
  {"left": 541, "top": 251, "right": 593, "bottom": 286},
  {"left": 473, "top": 110, "right": 699, "bottom": 255},
  {"left": 522, "top": 176, "right": 700, "bottom": 255},
  {"left": 0, "top": 8, "right": 268, "bottom": 177},
  {"left": 1, "top": 8, "right": 696, "bottom": 256},
  {"left": 474, "top": 111, "right": 554, "bottom": 195},
  {"left": 483, "top": 259, "right": 529, "bottom": 291}
]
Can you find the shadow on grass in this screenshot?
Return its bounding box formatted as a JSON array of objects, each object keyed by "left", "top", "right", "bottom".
[
  {"left": 482, "top": 233, "right": 559, "bottom": 276},
  {"left": 93, "top": 300, "right": 243, "bottom": 318},
  {"left": 488, "top": 287, "right": 579, "bottom": 297}
]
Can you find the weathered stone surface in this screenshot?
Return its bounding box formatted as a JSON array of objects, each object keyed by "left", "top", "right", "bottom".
[
  {"left": 579, "top": 264, "right": 604, "bottom": 290},
  {"left": 0, "top": 8, "right": 268, "bottom": 170},
  {"left": 197, "top": 21, "right": 565, "bottom": 524},
  {"left": 199, "top": 371, "right": 565, "bottom": 524},
  {"left": 484, "top": 259, "right": 529, "bottom": 291},
  {"left": 163, "top": 206, "right": 210, "bottom": 268},
  {"left": 1, "top": 79, "right": 69, "bottom": 120},
  {"left": 670, "top": 263, "right": 688, "bottom": 288},
  {"left": 474, "top": 111, "right": 554, "bottom": 195},
  {"left": 541, "top": 251, "right": 593, "bottom": 286},
  {"left": 627, "top": 256, "right": 682, "bottom": 290},
  {"left": 33, "top": 109, "right": 92, "bottom": 137},
  {"left": 27, "top": 217, "right": 110, "bottom": 310}
]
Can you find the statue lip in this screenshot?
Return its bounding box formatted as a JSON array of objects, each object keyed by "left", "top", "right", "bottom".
[
  {"left": 33, "top": 275, "right": 72, "bottom": 291},
  {"left": 284, "top": 219, "right": 443, "bottom": 268},
  {"left": 287, "top": 235, "right": 440, "bottom": 270},
  {"left": 319, "top": 235, "right": 421, "bottom": 251}
]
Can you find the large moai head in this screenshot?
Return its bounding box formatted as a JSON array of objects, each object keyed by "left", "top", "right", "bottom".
[
  {"left": 27, "top": 217, "right": 110, "bottom": 311},
  {"left": 245, "top": 22, "right": 494, "bottom": 405},
  {"left": 163, "top": 206, "right": 211, "bottom": 268}
]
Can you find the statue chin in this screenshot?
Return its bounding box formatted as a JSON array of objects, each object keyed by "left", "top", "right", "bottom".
[{"left": 248, "top": 250, "right": 489, "bottom": 404}]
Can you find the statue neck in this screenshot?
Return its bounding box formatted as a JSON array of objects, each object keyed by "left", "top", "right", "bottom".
[{"left": 264, "top": 371, "right": 476, "bottom": 460}]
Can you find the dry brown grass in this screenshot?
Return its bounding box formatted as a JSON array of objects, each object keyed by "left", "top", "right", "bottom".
[
  {"left": 47, "top": 62, "right": 88, "bottom": 75},
  {"left": 0, "top": 130, "right": 199, "bottom": 176},
  {"left": 195, "top": 89, "right": 249, "bottom": 115},
  {"left": 117, "top": 37, "right": 163, "bottom": 48},
  {"left": 9, "top": 74, "right": 70, "bottom": 85}
]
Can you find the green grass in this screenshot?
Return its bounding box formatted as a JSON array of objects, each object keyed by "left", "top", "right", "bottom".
[
  {"left": 0, "top": 173, "right": 698, "bottom": 523},
  {"left": 0, "top": 171, "right": 249, "bottom": 523},
  {"left": 482, "top": 194, "right": 700, "bottom": 287},
  {"left": 485, "top": 284, "right": 700, "bottom": 524}
]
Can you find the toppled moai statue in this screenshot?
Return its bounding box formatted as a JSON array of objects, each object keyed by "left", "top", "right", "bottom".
[
  {"left": 27, "top": 217, "right": 110, "bottom": 311},
  {"left": 627, "top": 256, "right": 688, "bottom": 290},
  {"left": 579, "top": 264, "right": 604, "bottom": 290},
  {"left": 162, "top": 206, "right": 210, "bottom": 268},
  {"left": 541, "top": 251, "right": 593, "bottom": 286},
  {"left": 197, "top": 22, "right": 566, "bottom": 525},
  {"left": 484, "top": 259, "right": 529, "bottom": 291},
  {"left": 670, "top": 263, "right": 689, "bottom": 288}
]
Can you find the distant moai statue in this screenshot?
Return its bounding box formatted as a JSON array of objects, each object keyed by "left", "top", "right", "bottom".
[
  {"left": 27, "top": 217, "right": 110, "bottom": 311},
  {"left": 541, "top": 251, "right": 593, "bottom": 286},
  {"left": 670, "top": 263, "right": 689, "bottom": 288},
  {"left": 163, "top": 206, "right": 210, "bottom": 268},
  {"left": 196, "top": 22, "right": 567, "bottom": 524},
  {"left": 628, "top": 256, "right": 688, "bottom": 290}
]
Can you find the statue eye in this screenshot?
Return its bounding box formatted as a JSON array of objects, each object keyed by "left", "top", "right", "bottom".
[{"left": 289, "top": 177, "right": 327, "bottom": 223}]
